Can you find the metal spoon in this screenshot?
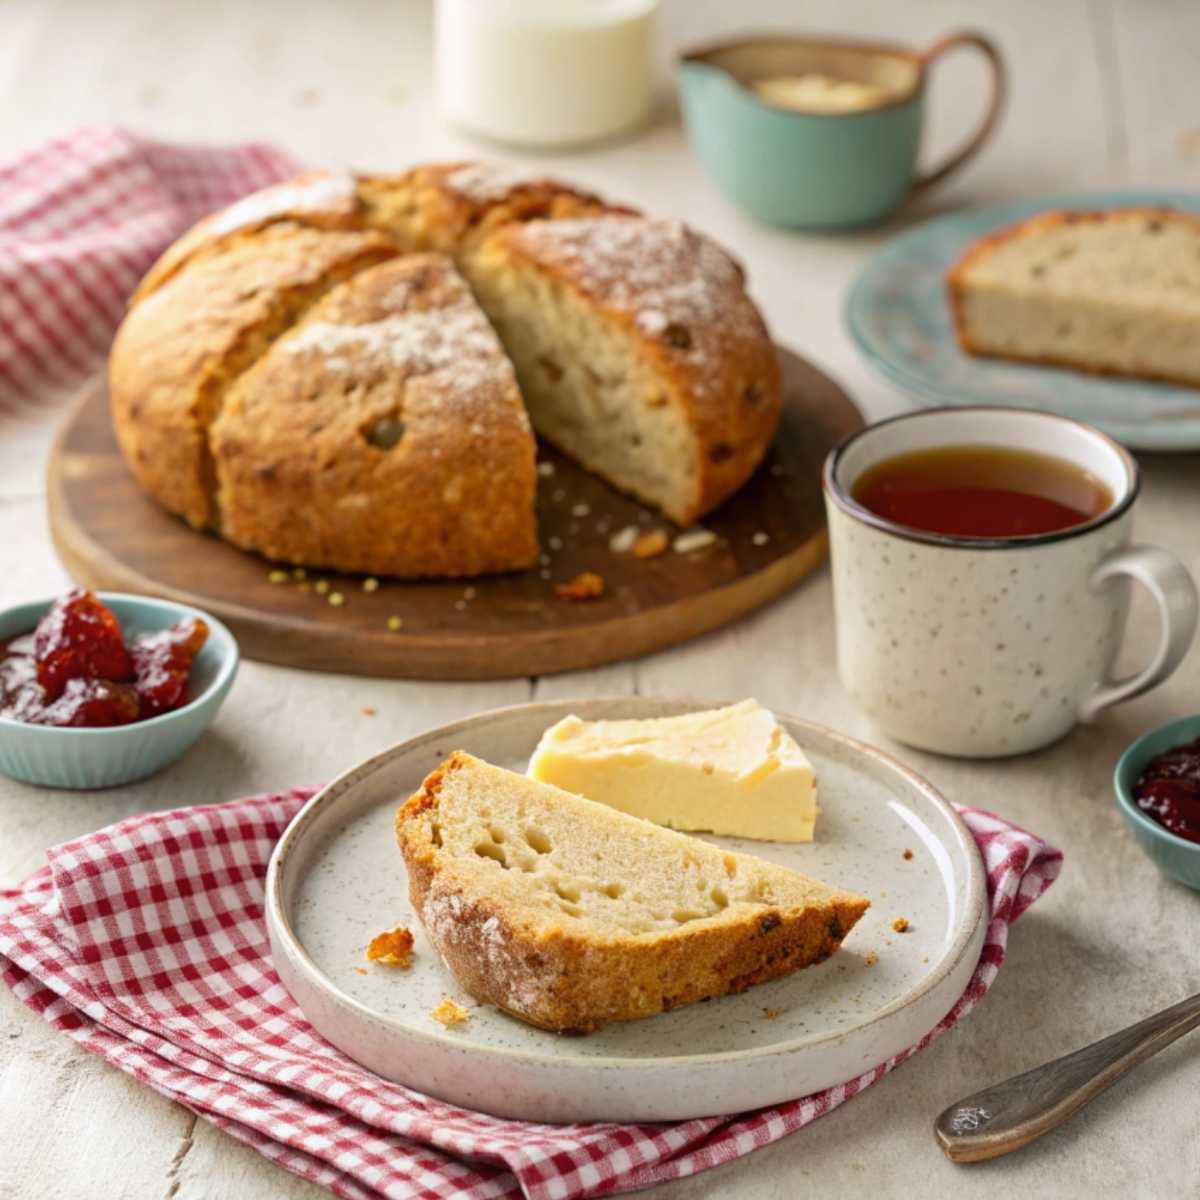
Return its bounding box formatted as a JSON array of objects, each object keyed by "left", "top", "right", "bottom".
[{"left": 935, "top": 991, "right": 1200, "bottom": 1162}]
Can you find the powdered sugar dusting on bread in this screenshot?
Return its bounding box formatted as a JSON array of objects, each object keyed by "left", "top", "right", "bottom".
[
  {"left": 442, "top": 162, "right": 561, "bottom": 203},
  {"left": 509, "top": 217, "right": 762, "bottom": 369},
  {"left": 209, "top": 172, "right": 358, "bottom": 237},
  {"left": 282, "top": 293, "right": 517, "bottom": 397}
]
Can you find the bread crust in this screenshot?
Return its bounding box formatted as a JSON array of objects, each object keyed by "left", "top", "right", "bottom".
[
  {"left": 947, "top": 206, "right": 1200, "bottom": 385},
  {"left": 478, "top": 218, "right": 782, "bottom": 526},
  {"left": 111, "top": 164, "right": 781, "bottom": 574},
  {"left": 211, "top": 256, "right": 538, "bottom": 576},
  {"left": 395, "top": 754, "right": 868, "bottom": 1034}
]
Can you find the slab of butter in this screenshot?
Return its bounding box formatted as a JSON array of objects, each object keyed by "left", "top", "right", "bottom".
[
  {"left": 527, "top": 700, "right": 817, "bottom": 842},
  {"left": 753, "top": 73, "right": 890, "bottom": 114}
]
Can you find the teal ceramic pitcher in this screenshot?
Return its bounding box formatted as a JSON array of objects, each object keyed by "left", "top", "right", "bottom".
[{"left": 678, "top": 31, "right": 1006, "bottom": 230}]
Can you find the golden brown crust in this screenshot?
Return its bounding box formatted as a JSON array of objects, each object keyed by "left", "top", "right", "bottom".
[
  {"left": 113, "top": 164, "right": 778, "bottom": 574},
  {"left": 483, "top": 218, "right": 781, "bottom": 526},
  {"left": 396, "top": 753, "right": 868, "bottom": 1034},
  {"left": 210, "top": 255, "right": 538, "bottom": 577},
  {"left": 109, "top": 224, "right": 400, "bottom": 529},
  {"left": 132, "top": 171, "right": 366, "bottom": 304},
  {"left": 947, "top": 206, "right": 1200, "bottom": 384},
  {"left": 357, "top": 161, "right": 636, "bottom": 255}
]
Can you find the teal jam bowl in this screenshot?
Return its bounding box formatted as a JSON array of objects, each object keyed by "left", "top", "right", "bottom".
[
  {"left": 1114, "top": 714, "right": 1200, "bottom": 892},
  {"left": 0, "top": 593, "right": 238, "bottom": 789}
]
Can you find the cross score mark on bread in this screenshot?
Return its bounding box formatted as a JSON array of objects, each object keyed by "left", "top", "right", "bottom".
[
  {"left": 109, "top": 163, "right": 782, "bottom": 578},
  {"left": 394, "top": 752, "right": 868, "bottom": 1034}
]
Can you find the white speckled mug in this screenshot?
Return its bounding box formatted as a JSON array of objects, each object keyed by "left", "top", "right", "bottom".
[{"left": 823, "top": 408, "right": 1198, "bottom": 757}]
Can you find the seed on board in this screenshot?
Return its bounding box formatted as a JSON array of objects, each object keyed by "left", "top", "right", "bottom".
[
  {"left": 314, "top": 579, "right": 330, "bottom": 595},
  {"left": 387, "top": 615, "right": 404, "bottom": 631},
  {"left": 751, "top": 531, "right": 770, "bottom": 547},
  {"left": 609, "top": 525, "right": 639, "bottom": 554},
  {"left": 268, "top": 569, "right": 288, "bottom": 584},
  {"left": 362, "top": 577, "right": 380, "bottom": 593},
  {"left": 328, "top": 592, "right": 345, "bottom": 607},
  {"left": 633, "top": 530, "right": 669, "bottom": 558},
  {"left": 674, "top": 529, "right": 717, "bottom": 554}
]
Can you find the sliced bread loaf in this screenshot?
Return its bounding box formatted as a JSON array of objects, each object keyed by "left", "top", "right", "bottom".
[
  {"left": 464, "top": 216, "right": 781, "bottom": 526},
  {"left": 948, "top": 207, "right": 1200, "bottom": 386},
  {"left": 395, "top": 752, "right": 868, "bottom": 1033}
]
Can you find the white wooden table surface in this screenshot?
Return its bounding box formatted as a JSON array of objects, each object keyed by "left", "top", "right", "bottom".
[{"left": 1, "top": 2, "right": 1198, "bottom": 1196}]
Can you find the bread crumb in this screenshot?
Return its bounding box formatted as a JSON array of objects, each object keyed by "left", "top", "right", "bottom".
[
  {"left": 609, "top": 524, "right": 639, "bottom": 554},
  {"left": 362, "top": 577, "right": 380, "bottom": 593},
  {"left": 361, "top": 706, "right": 376, "bottom": 717},
  {"left": 902, "top": 848, "right": 914, "bottom": 860},
  {"left": 387, "top": 615, "right": 404, "bottom": 631},
  {"left": 751, "top": 531, "right": 770, "bottom": 547},
  {"left": 537, "top": 461, "right": 555, "bottom": 477},
  {"left": 674, "top": 529, "right": 717, "bottom": 553},
  {"left": 763, "top": 1007, "right": 779, "bottom": 1020},
  {"left": 367, "top": 926, "right": 414, "bottom": 967},
  {"left": 633, "top": 530, "right": 669, "bottom": 558},
  {"left": 463, "top": 586, "right": 477, "bottom": 600},
  {"left": 314, "top": 579, "right": 330, "bottom": 595},
  {"left": 268, "top": 569, "right": 288, "bottom": 584},
  {"left": 353, "top": 966, "right": 368, "bottom": 976},
  {"left": 430, "top": 997, "right": 470, "bottom": 1026},
  {"left": 571, "top": 503, "right": 591, "bottom": 518},
  {"left": 328, "top": 591, "right": 345, "bottom": 607},
  {"left": 292, "top": 567, "right": 307, "bottom": 580},
  {"left": 555, "top": 571, "right": 605, "bottom": 601},
  {"left": 864, "top": 951, "right": 878, "bottom": 967},
  {"left": 454, "top": 599, "right": 467, "bottom": 611},
  {"left": 548, "top": 535, "right": 564, "bottom": 551},
  {"left": 892, "top": 917, "right": 910, "bottom": 933}
]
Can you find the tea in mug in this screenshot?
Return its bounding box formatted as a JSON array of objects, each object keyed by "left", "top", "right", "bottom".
[{"left": 852, "top": 445, "right": 1112, "bottom": 538}]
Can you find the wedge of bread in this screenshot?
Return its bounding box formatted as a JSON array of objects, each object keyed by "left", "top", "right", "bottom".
[
  {"left": 395, "top": 752, "right": 868, "bottom": 1034},
  {"left": 947, "top": 207, "right": 1200, "bottom": 386}
]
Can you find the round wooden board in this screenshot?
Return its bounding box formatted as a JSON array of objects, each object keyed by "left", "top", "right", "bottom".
[{"left": 47, "top": 348, "right": 863, "bottom": 680}]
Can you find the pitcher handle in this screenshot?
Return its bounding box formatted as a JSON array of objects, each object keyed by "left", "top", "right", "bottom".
[{"left": 911, "top": 31, "right": 1007, "bottom": 193}]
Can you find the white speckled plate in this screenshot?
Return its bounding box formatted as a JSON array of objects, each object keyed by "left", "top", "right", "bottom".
[
  {"left": 266, "top": 698, "right": 986, "bottom": 1123},
  {"left": 845, "top": 190, "right": 1200, "bottom": 450}
]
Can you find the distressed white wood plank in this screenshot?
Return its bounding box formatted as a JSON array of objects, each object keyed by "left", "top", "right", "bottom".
[
  {"left": 1104, "top": 0, "right": 1200, "bottom": 186},
  {"left": 0, "top": 983, "right": 191, "bottom": 1200},
  {"left": 1, "top": 1, "right": 1198, "bottom": 1198}
]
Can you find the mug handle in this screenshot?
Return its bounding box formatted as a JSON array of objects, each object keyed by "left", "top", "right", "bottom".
[
  {"left": 911, "top": 31, "right": 1007, "bottom": 193},
  {"left": 1078, "top": 545, "right": 1199, "bottom": 722}
]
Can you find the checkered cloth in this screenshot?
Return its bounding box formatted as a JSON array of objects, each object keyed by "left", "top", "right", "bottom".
[
  {"left": 0, "top": 125, "right": 300, "bottom": 409},
  {"left": 0, "top": 792, "right": 1060, "bottom": 1200}
]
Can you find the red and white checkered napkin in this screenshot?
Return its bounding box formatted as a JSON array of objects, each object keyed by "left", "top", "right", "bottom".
[
  {"left": 0, "top": 794, "right": 1060, "bottom": 1200},
  {"left": 0, "top": 125, "right": 299, "bottom": 408}
]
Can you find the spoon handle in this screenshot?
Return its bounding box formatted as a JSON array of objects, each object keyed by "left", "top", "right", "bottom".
[{"left": 935, "top": 991, "right": 1200, "bottom": 1162}]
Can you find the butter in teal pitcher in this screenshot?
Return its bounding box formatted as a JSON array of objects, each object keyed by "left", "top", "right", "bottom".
[{"left": 678, "top": 31, "right": 1006, "bottom": 230}]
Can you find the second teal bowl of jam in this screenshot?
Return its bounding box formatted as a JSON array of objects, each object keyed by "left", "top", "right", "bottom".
[
  {"left": 1113, "top": 713, "right": 1200, "bottom": 892},
  {"left": 0, "top": 592, "right": 238, "bottom": 790}
]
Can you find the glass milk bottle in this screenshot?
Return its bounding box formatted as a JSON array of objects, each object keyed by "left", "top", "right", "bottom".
[{"left": 435, "top": 0, "right": 659, "bottom": 148}]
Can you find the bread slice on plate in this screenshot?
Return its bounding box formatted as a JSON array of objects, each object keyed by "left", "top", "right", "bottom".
[
  {"left": 947, "top": 207, "right": 1200, "bottom": 386},
  {"left": 395, "top": 752, "right": 868, "bottom": 1034}
]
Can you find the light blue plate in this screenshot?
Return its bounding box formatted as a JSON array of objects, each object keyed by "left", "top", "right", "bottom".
[{"left": 845, "top": 191, "right": 1200, "bottom": 450}]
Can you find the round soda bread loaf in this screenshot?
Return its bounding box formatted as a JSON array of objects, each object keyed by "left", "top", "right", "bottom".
[{"left": 109, "top": 162, "right": 782, "bottom": 577}]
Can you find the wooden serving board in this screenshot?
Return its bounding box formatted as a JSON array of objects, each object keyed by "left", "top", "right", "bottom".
[{"left": 48, "top": 348, "right": 862, "bottom": 680}]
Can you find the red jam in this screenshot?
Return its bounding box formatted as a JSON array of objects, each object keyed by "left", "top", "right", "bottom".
[
  {"left": 1133, "top": 736, "right": 1200, "bottom": 845},
  {"left": 0, "top": 589, "right": 208, "bottom": 728}
]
